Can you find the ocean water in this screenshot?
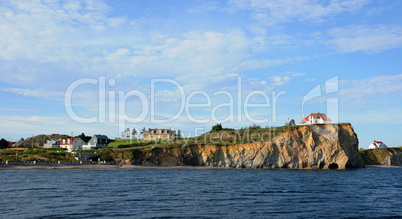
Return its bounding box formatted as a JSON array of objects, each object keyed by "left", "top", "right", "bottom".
[{"left": 0, "top": 168, "right": 401, "bottom": 218}]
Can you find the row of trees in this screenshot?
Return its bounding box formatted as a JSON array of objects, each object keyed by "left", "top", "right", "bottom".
[{"left": 211, "top": 119, "right": 296, "bottom": 133}]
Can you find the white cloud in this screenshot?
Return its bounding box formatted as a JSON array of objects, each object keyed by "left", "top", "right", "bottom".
[
  {"left": 270, "top": 76, "right": 291, "bottom": 86},
  {"left": 228, "top": 0, "right": 368, "bottom": 24},
  {"left": 339, "top": 74, "right": 402, "bottom": 107},
  {"left": 327, "top": 25, "right": 402, "bottom": 53},
  {"left": 234, "top": 56, "right": 309, "bottom": 71},
  {"left": 0, "top": 0, "right": 310, "bottom": 100},
  {"left": 270, "top": 72, "right": 306, "bottom": 86},
  {"left": 0, "top": 115, "right": 119, "bottom": 139},
  {"left": 0, "top": 108, "right": 34, "bottom": 112},
  {"left": 0, "top": 87, "right": 64, "bottom": 99}
]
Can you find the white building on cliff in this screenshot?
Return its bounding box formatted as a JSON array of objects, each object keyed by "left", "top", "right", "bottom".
[
  {"left": 300, "top": 112, "right": 332, "bottom": 125},
  {"left": 369, "top": 140, "right": 387, "bottom": 149}
]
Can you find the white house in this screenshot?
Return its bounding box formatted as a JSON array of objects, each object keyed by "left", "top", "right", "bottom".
[
  {"left": 300, "top": 112, "right": 332, "bottom": 125},
  {"left": 120, "top": 128, "right": 136, "bottom": 139},
  {"left": 43, "top": 140, "right": 60, "bottom": 148},
  {"left": 369, "top": 140, "right": 387, "bottom": 149},
  {"left": 60, "top": 138, "right": 86, "bottom": 152},
  {"left": 83, "top": 135, "right": 109, "bottom": 150}
]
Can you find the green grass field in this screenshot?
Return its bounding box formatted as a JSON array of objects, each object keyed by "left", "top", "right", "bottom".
[
  {"left": 108, "top": 139, "right": 137, "bottom": 147},
  {"left": 108, "top": 138, "right": 160, "bottom": 148}
]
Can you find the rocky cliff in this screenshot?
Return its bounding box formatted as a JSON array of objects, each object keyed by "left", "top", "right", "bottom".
[
  {"left": 360, "top": 147, "right": 402, "bottom": 166},
  {"left": 116, "top": 124, "right": 364, "bottom": 169}
]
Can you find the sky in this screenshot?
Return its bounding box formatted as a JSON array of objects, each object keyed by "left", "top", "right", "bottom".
[{"left": 0, "top": 0, "right": 401, "bottom": 148}]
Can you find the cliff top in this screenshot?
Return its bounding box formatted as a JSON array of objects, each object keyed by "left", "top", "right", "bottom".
[{"left": 101, "top": 123, "right": 353, "bottom": 152}]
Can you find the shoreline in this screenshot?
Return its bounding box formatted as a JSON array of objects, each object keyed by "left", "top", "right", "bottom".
[
  {"left": 364, "top": 165, "right": 402, "bottom": 168},
  {"left": 0, "top": 164, "right": 228, "bottom": 171},
  {"left": 0, "top": 164, "right": 401, "bottom": 171}
]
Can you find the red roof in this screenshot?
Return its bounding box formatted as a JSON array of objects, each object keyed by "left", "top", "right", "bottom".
[
  {"left": 60, "top": 138, "right": 79, "bottom": 145},
  {"left": 300, "top": 112, "right": 332, "bottom": 123},
  {"left": 374, "top": 140, "right": 384, "bottom": 145}
]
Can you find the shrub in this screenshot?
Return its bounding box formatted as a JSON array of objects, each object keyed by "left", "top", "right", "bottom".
[{"left": 212, "top": 123, "right": 223, "bottom": 132}]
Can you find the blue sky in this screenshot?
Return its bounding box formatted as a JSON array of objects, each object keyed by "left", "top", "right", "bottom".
[{"left": 0, "top": 0, "right": 401, "bottom": 148}]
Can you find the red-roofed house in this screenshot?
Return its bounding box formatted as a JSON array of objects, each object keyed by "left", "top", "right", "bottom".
[
  {"left": 369, "top": 140, "right": 387, "bottom": 149},
  {"left": 60, "top": 138, "right": 85, "bottom": 152},
  {"left": 300, "top": 112, "right": 332, "bottom": 125}
]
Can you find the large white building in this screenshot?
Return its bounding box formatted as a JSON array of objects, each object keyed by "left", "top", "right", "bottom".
[
  {"left": 369, "top": 140, "right": 387, "bottom": 149},
  {"left": 300, "top": 112, "right": 332, "bottom": 125},
  {"left": 120, "top": 128, "right": 136, "bottom": 139},
  {"left": 60, "top": 138, "right": 86, "bottom": 152},
  {"left": 142, "top": 128, "right": 177, "bottom": 140}
]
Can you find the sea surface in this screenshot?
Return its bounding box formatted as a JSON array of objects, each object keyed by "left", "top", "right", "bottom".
[{"left": 0, "top": 167, "right": 401, "bottom": 218}]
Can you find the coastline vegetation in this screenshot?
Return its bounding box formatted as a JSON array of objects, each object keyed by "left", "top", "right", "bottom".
[
  {"left": 0, "top": 148, "right": 71, "bottom": 161},
  {"left": 0, "top": 123, "right": 353, "bottom": 162}
]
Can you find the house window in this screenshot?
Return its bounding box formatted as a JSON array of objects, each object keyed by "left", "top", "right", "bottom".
[{"left": 151, "top": 135, "right": 155, "bottom": 138}]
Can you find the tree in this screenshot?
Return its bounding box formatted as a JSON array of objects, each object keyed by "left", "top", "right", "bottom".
[
  {"left": 75, "top": 133, "right": 91, "bottom": 143},
  {"left": 177, "top": 130, "right": 181, "bottom": 139},
  {"left": 132, "top": 129, "right": 137, "bottom": 136},
  {"left": 212, "top": 123, "right": 223, "bottom": 132},
  {"left": 0, "top": 138, "right": 9, "bottom": 149},
  {"left": 142, "top": 127, "right": 146, "bottom": 133},
  {"left": 289, "top": 119, "right": 296, "bottom": 126},
  {"left": 285, "top": 119, "right": 296, "bottom": 126},
  {"left": 249, "top": 123, "right": 261, "bottom": 129}
]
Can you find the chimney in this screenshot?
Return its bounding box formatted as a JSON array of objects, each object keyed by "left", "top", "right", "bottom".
[{"left": 148, "top": 128, "right": 150, "bottom": 132}]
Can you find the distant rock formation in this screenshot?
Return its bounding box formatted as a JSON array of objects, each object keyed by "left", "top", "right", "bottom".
[
  {"left": 15, "top": 134, "right": 70, "bottom": 147},
  {"left": 360, "top": 147, "right": 402, "bottom": 166},
  {"left": 116, "top": 124, "right": 364, "bottom": 169}
]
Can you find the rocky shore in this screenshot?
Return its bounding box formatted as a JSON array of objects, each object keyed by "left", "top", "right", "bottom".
[
  {"left": 360, "top": 147, "right": 402, "bottom": 166},
  {"left": 118, "top": 124, "right": 364, "bottom": 169},
  {"left": 1, "top": 124, "right": 367, "bottom": 170}
]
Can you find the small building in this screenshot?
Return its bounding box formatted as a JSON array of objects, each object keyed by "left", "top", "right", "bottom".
[
  {"left": 120, "top": 128, "right": 134, "bottom": 139},
  {"left": 369, "top": 140, "right": 387, "bottom": 149},
  {"left": 60, "top": 138, "right": 86, "bottom": 152},
  {"left": 83, "top": 135, "right": 109, "bottom": 150},
  {"left": 44, "top": 140, "right": 60, "bottom": 148},
  {"left": 300, "top": 112, "right": 332, "bottom": 125},
  {"left": 143, "top": 128, "right": 177, "bottom": 140}
]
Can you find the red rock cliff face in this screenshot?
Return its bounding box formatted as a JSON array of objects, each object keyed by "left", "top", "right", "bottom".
[{"left": 130, "top": 124, "right": 364, "bottom": 169}]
